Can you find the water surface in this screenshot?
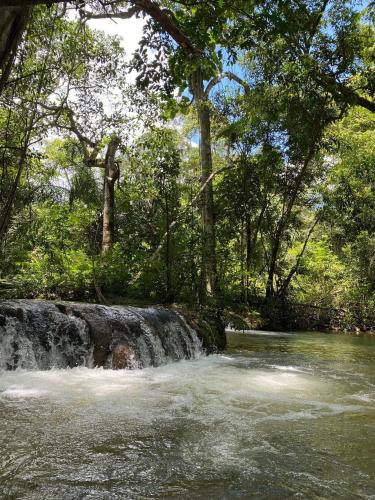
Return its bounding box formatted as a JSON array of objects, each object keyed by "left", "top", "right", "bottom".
[{"left": 1, "top": 330, "right": 375, "bottom": 499}]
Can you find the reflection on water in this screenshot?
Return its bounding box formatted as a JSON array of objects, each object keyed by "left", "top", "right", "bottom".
[{"left": 0, "top": 330, "right": 375, "bottom": 499}]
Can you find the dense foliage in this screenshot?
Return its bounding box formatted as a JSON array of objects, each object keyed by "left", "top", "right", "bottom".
[{"left": 0, "top": 0, "right": 374, "bottom": 329}]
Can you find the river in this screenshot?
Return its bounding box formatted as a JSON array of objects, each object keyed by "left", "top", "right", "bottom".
[{"left": 0, "top": 330, "right": 374, "bottom": 499}]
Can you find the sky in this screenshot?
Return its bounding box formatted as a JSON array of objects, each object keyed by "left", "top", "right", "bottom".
[
  {"left": 86, "top": 16, "right": 200, "bottom": 146},
  {"left": 44, "top": 15, "right": 151, "bottom": 178},
  {"left": 87, "top": 17, "right": 145, "bottom": 62}
]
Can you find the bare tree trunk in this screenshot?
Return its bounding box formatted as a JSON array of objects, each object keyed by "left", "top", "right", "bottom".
[
  {"left": 191, "top": 66, "right": 218, "bottom": 303},
  {"left": 243, "top": 164, "right": 251, "bottom": 304},
  {"left": 101, "top": 137, "right": 120, "bottom": 255}
]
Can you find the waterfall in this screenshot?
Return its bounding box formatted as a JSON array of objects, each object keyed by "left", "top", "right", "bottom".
[{"left": 0, "top": 300, "right": 202, "bottom": 370}]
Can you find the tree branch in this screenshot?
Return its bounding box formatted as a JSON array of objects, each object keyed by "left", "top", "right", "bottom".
[
  {"left": 81, "top": 0, "right": 201, "bottom": 56},
  {"left": 205, "top": 71, "right": 250, "bottom": 97},
  {"left": 115, "top": 0, "right": 201, "bottom": 56},
  {"left": 83, "top": 5, "right": 140, "bottom": 21},
  {"left": 317, "top": 73, "right": 375, "bottom": 113},
  {"left": 278, "top": 215, "right": 321, "bottom": 296},
  {"left": 0, "top": 0, "right": 66, "bottom": 5},
  {"left": 1, "top": 0, "right": 201, "bottom": 58}
]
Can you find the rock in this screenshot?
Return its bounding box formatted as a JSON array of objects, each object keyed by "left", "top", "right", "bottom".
[
  {"left": 112, "top": 344, "right": 136, "bottom": 369},
  {"left": 0, "top": 299, "right": 204, "bottom": 370}
]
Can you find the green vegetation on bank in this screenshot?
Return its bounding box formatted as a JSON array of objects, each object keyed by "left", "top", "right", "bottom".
[{"left": 0, "top": 1, "right": 374, "bottom": 330}]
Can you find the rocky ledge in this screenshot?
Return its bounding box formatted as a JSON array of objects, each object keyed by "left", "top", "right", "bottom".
[{"left": 0, "top": 300, "right": 225, "bottom": 370}]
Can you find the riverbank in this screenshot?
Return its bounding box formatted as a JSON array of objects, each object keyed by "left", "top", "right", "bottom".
[{"left": 224, "top": 299, "right": 375, "bottom": 336}]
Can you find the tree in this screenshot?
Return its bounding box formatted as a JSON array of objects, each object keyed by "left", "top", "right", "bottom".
[
  {"left": 2, "top": 0, "right": 250, "bottom": 302},
  {"left": 126, "top": 127, "right": 181, "bottom": 302},
  {"left": 0, "top": 5, "right": 63, "bottom": 245},
  {"left": 227, "top": 0, "right": 374, "bottom": 298},
  {"left": 25, "top": 19, "right": 158, "bottom": 255},
  {"left": 128, "top": 0, "right": 250, "bottom": 302}
]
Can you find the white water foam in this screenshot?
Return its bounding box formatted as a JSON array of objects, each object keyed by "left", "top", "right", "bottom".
[
  {"left": 0, "top": 333, "right": 374, "bottom": 500},
  {"left": 1, "top": 387, "right": 49, "bottom": 399}
]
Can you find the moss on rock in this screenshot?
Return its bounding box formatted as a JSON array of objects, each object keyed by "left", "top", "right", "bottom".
[{"left": 172, "top": 305, "right": 226, "bottom": 353}]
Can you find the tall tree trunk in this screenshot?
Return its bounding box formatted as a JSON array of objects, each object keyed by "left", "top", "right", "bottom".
[
  {"left": 243, "top": 163, "right": 251, "bottom": 304},
  {"left": 0, "top": 7, "right": 30, "bottom": 94},
  {"left": 0, "top": 6, "right": 55, "bottom": 244},
  {"left": 191, "top": 66, "right": 218, "bottom": 303},
  {"left": 246, "top": 201, "right": 267, "bottom": 299},
  {"left": 101, "top": 137, "right": 120, "bottom": 255}
]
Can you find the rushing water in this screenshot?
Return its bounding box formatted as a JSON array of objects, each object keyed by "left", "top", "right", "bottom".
[
  {"left": 0, "top": 330, "right": 374, "bottom": 499},
  {"left": 0, "top": 301, "right": 202, "bottom": 370}
]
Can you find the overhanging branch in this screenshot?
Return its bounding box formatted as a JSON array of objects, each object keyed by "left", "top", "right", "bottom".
[
  {"left": 205, "top": 71, "right": 250, "bottom": 97},
  {"left": 83, "top": 5, "right": 140, "bottom": 21}
]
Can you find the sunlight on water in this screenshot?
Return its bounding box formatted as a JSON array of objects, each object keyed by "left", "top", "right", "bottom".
[{"left": 0, "top": 331, "right": 375, "bottom": 499}]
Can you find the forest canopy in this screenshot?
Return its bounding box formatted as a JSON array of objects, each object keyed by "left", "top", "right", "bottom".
[{"left": 0, "top": 0, "right": 374, "bottom": 330}]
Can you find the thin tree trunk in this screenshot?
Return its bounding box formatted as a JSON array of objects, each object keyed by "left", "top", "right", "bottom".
[
  {"left": 0, "top": 148, "right": 27, "bottom": 242},
  {"left": 191, "top": 66, "right": 218, "bottom": 303},
  {"left": 278, "top": 215, "right": 320, "bottom": 297},
  {"left": 101, "top": 137, "right": 120, "bottom": 254},
  {"left": 240, "top": 218, "right": 246, "bottom": 302},
  {"left": 266, "top": 235, "right": 280, "bottom": 298},
  {"left": 189, "top": 182, "right": 199, "bottom": 301},
  {"left": 165, "top": 192, "right": 174, "bottom": 303},
  {"left": 243, "top": 163, "right": 251, "bottom": 303},
  {"left": 265, "top": 147, "right": 317, "bottom": 298},
  {"left": 244, "top": 212, "right": 251, "bottom": 303}
]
